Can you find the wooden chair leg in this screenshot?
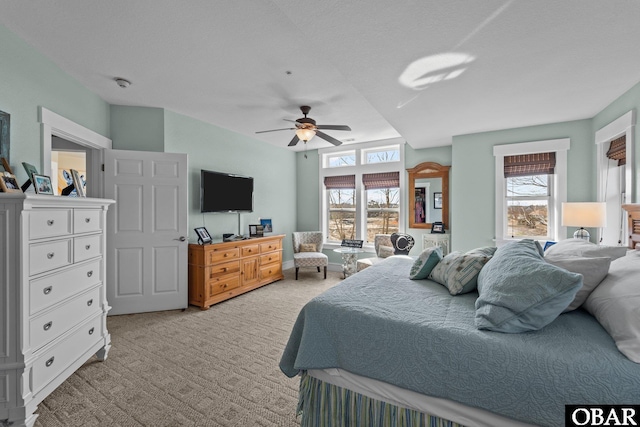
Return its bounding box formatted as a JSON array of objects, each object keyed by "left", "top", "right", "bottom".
[
  {"left": 324, "top": 266, "right": 327, "bottom": 279},
  {"left": 295, "top": 267, "right": 299, "bottom": 280}
]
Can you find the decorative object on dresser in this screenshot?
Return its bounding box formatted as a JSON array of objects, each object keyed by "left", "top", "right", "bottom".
[
  {"left": 21, "top": 162, "right": 39, "bottom": 192},
  {"left": 249, "top": 224, "right": 264, "bottom": 237},
  {"left": 260, "top": 218, "right": 272, "bottom": 233},
  {"left": 188, "top": 234, "right": 284, "bottom": 309},
  {"left": 70, "top": 168, "right": 85, "bottom": 197},
  {"left": 194, "top": 226, "right": 212, "bottom": 245},
  {"left": 0, "top": 110, "right": 9, "bottom": 164},
  {"left": 32, "top": 174, "right": 54, "bottom": 195},
  {"left": 0, "top": 193, "right": 114, "bottom": 427},
  {"left": 422, "top": 232, "right": 450, "bottom": 256},
  {"left": 622, "top": 204, "right": 640, "bottom": 249},
  {"left": 0, "top": 171, "right": 21, "bottom": 193},
  {"left": 430, "top": 221, "right": 445, "bottom": 233}
]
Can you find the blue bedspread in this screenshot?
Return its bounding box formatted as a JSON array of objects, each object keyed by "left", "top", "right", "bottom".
[{"left": 280, "top": 256, "right": 640, "bottom": 427}]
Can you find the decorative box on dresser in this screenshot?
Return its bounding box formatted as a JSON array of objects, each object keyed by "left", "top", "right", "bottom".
[
  {"left": 0, "top": 194, "right": 114, "bottom": 427},
  {"left": 188, "top": 234, "right": 285, "bottom": 309}
]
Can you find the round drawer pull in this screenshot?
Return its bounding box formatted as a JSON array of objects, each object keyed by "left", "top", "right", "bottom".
[
  {"left": 85, "top": 218, "right": 91, "bottom": 223},
  {"left": 87, "top": 299, "right": 93, "bottom": 306},
  {"left": 45, "top": 357, "right": 55, "bottom": 367},
  {"left": 88, "top": 327, "right": 95, "bottom": 335},
  {"left": 85, "top": 244, "right": 91, "bottom": 250},
  {"left": 43, "top": 321, "right": 53, "bottom": 331},
  {"left": 87, "top": 270, "right": 93, "bottom": 277},
  {"left": 43, "top": 286, "right": 53, "bottom": 295},
  {"left": 47, "top": 219, "right": 55, "bottom": 226},
  {"left": 47, "top": 252, "right": 55, "bottom": 259}
]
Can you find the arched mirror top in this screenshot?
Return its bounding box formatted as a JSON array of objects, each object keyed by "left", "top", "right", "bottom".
[{"left": 407, "top": 162, "right": 450, "bottom": 230}]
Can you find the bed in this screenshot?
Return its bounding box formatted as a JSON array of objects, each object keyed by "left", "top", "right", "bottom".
[{"left": 280, "top": 237, "right": 640, "bottom": 427}]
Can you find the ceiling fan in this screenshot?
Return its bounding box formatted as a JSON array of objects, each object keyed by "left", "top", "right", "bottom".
[{"left": 256, "top": 106, "right": 351, "bottom": 147}]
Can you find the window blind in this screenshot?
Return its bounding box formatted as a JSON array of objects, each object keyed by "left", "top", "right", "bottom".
[
  {"left": 606, "top": 135, "right": 626, "bottom": 166},
  {"left": 504, "top": 152, "right": 556, "bottom": 178},
  {"left": 324, "top": 175, "right": 355, "bottom": 189},
  {"left": 362, "top": 172, "right": 400, "bottom": 190}
]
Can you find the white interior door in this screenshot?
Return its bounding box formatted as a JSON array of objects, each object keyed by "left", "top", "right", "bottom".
[{"left": 104, "top": 149, "right": 188, "bottom": 315}]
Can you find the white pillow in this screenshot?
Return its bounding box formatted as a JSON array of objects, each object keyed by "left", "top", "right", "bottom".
[
  {"left": 545, "top": 238, "right": 627, "bottom": 261},
  {"left": 378, "top": 245, "right": 395, "bottom": 258},
  {"left": 545, "top": 256, "right": 611, "bottom": 311},
  {"left": 584, "top": 252, "right": 640, "bottom": 363}
]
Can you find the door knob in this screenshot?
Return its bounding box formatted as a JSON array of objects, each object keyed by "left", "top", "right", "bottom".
[{"left": 178, "top": 236, "right": 186, "bottom": 242}]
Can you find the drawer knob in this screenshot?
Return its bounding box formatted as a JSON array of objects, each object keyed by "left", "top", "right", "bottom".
[
  {"left": 85, "top": 218, "right": 91, "bottom": 223},
  {"left": 87, "top": 299, "right": 93, "bottom": 306},
  {"left": 85, "top": 244, "right": 91, "bottom": 250},
  {"left": 46, "top": 357, "right": 55, "bottom": 367},
  {"left": 88, "top": 327, "right": 95, "bottom": 335},
  {"left": 43, "top": 286, "right": 53, "bottom": 295},
  {"left": 47, "top": 252, "right": 55, "bottom": 259},
  {"left": 87, "top": 270, "right": 93, "bottom": 277},
  {"left": 47, "top": 219, "right": 55, "bottom": 226},
  {"left": 43, "top": 321, "right": 53, "bottom": 331}
]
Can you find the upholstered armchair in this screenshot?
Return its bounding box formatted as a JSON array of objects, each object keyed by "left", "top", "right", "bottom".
[
  {"left": 356, "top": 234, "right": 394, "bottom": 272},
  {"left": 292, "top": 232, "right": 328, "bottom": 280}
]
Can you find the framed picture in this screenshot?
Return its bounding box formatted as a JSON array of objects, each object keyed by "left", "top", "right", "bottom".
[
  {"left": 249, "top": 224, "right": 264, "bottom": 237},
  {"left": 0, "top": 110, "right": 9, "bottom": 165},
  {"left": 434, "top": 192, "right": 443, "bottom": 209},
  {"left": 32, "top": 174, "right": 54, "bottom": 195},
  {"left": 260, "top": 218, "right": 272, "bottom": 233},
  {"left": 431, "top": 221, "right": 445, "bottom": 234},
  {"left": 21, "top": 162, "right": 38, "bottom": 192},
  {"left": 414, "top": 187, "right": 426, "bottom": 224},
  {"left": 0, "top": 172, "right": 22, "bottom": 193},
  {"left": 194, "top": 227, "right": 212, "bottom": 244},
  {"left": 70, "top": 169, "right": 85, "bottom": 197}
]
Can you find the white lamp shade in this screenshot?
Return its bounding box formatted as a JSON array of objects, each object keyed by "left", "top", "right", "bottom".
[
  {"left": 296, "top": 128, "right": 315, "bottom": 142},
  {"left": 561, "top": 202, "right": 607, "bottom": 227}
]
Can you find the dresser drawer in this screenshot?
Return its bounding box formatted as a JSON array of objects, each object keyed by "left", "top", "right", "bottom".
[
  {"left": 73, "top": 234, "right": 102, "bottom": 263},
  {"left": 206, "top": 247, "right": 239, "bottom": 264},
  {"left": 30, "top": 287, "right": 101, "bottom": 351},
  {"left": 32, "top": 315, "right": 102, "bottom": 394},
  {"left": 206, "top": 260, "right": 240, "bottom": 279},
  {"left": 73, "top": 209, "right": 103, "bottom": 234},
  {"left": 260, "top": 250, "right": 281, "bottom": 266},
  {"left": 260, "top": 263, "right": 282, "bottom": 280},
  {"left": 260, "top": 240, "right": 282, "bottom": 253},
  {"left": 241, "top": 244, "right": 260, "bottom": 257},
  {"left": 30, "top": 259, "right": 102, "bottom": 315},
  {"left": 29, "top": 239, "right": 73, "bottom": 276},
  {"left": 206, "top": 275, "right": 241, "bottom": 297},
  {"left": 29, "top": 209, "right": 72, "bottom": 240}
]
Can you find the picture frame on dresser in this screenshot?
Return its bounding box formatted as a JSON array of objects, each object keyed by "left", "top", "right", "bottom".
[
  {"left": 431, "top": 221, "right": 445, "bottom": 233},
  {"left": 194, "top": 226, "right": 212, "bottom": 244},
  {"left": 33, "top": 173, "right": 54, "bottom": 195},
  {"left": 0, "top": 171, "right": 22, "bottom": 193},
  {"left": 70, "top": 168, "right": 85, "bottom": 197}
]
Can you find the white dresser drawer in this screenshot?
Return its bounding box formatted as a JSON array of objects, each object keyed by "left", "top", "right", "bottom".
[
  {"left": 29, "top": 209, "right": 72, "bottom": 240},
  {"left": 30, "top": 287, "right": 101, "bottom": 351},
  {"left": 29, "top": 239, "right": 73, "bottom": 276},
  {"left": 32, "top": 315, "right": 102, "bottom": 394},
  {"left": 73, "top": 209, "right": 103, "bottom": 234},
  {"left": 73, "top": 234, "right": 102, "bottom": 263},
  {"left": 30, "top": 259, "right": 101, "bottom": 315}
]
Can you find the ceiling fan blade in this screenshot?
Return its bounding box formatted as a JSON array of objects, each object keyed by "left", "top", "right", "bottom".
[
  {"left": 288, "top": 135, "right": 300, "bottom": 146},
  {"left": 316, "top": 125, "right": 351, "bottom": 131},
  {"left": 255, "top": 127, "right": 295, "bottom": 134},
  {"left": 316, "top": 131, "right": 343, "bottom": 146}
]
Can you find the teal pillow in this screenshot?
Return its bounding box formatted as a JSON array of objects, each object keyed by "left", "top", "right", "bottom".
[
  {"left": 409, "top": 247, "right": 443, "bottom": 280},
  {"left": 428, "top": 250, "right": 491, "bottom": 295},
  {"left": 475, "top": 239, "right": 583, "bottom": 333}
]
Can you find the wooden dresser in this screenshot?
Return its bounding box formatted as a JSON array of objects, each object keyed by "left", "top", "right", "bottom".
[
  {"left": 188, "top": 234, "right": 285, "bottom": 309},
  {"left": 0, "top": 194, "right": 113, "bottom": 427}
]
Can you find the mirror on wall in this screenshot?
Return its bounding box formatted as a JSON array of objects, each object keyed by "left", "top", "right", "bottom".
[{"left": 407, "top": 162, "right": 450, "bottom": 230}]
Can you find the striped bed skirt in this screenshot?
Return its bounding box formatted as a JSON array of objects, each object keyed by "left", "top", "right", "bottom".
[{"left": 297, "top": 371, "right": 464, "bottom": 427}]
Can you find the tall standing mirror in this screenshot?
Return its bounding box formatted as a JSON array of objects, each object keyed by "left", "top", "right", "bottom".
[{"left": 407, "top": 162, "right": 450, "bottom": 230}]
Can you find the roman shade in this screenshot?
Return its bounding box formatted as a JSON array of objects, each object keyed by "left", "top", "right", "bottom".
[
  {"left": 324, "top": 175, "right": 355, "bottom": 189},
  {"left": 504, "top": 152, "right": 556, "bottom": 178},
  {"left": 362, "top": 172, "right": 400, "bottom": 190},
  {"left": 606, "top": 135, "right": 626, "bottom": 166}
]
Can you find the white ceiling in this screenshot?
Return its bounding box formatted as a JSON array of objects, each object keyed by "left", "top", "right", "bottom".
[{"left": 1, "top": 1, "right": 639, "bottom": 151}]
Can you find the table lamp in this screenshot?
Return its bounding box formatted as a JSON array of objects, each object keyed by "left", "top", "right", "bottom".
[{"left": 561, "top": 202, "right": 607, "bottom": 241}]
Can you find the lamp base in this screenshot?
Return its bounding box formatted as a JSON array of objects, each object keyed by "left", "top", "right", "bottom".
[{"left": 573, "top": 227, "right": 590, "bottom": 241}]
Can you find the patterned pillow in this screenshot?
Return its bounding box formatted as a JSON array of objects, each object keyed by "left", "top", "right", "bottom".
[
  {"left": 428, "top": 250, "right": 491, "bottom": 295},
  {"left": 299, "top": 243, "right": 317, "bottom": 252},
  {"left": 378, "top": 245, "right": 395, "bottom": 259},
  {"left": 409, "top": 247, "right": 443, "bottom": 280}
]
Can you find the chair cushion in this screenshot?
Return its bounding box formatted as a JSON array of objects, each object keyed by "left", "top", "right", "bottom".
[
  {"left": 299, "top": 243, "right": 317, "bottom": 252},
  {"left": 293, "top": 252, "right": 328, "bottom": 267},
  {"left": 378, "top": 245, "right": 395, "bottom": 258}
]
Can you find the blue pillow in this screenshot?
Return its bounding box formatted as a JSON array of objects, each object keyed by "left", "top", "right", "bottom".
[
  {"left": 475, "top": 239, "right": 583, "bottom": 333},
  {"left": 409, "top": 247, "right": 443, "bottom": 280}
]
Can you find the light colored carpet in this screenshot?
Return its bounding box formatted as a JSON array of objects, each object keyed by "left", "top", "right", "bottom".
[{"left": 34, "top": 268, "right": 342, "bottom": 427}]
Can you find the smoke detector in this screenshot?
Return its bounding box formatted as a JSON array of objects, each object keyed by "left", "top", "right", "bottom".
[{"left": 114, "top": 78, "right": 131, "bottom": 88}]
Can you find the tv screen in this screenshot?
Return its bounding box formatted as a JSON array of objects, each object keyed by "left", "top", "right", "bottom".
[{"left": 201, "top": 170, "right": 254, "bottom": 213}]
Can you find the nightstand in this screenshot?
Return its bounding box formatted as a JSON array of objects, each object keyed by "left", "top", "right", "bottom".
[{"left": 422, "top": 233, "right": 450, "bottom": 255}]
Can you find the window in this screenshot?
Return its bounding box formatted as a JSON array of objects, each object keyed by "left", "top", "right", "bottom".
[
  {"left": 320, "top": 140, "right": 404, "bottom": 246},
  {"left": 494, "top": 139, "right": 569, "bottom": 244}
]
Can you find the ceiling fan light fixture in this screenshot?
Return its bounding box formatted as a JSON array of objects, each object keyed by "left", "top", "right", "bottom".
[{"left": 296, "top": 128, "right": 315, "bottom": 142}]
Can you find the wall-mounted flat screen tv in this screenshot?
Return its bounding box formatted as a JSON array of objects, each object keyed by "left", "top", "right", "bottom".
[{"left": 201, "top": 169, "right": 254, "bottom": 213}]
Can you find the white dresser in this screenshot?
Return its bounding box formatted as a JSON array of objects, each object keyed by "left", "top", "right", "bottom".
[
  {"left": 422, "top": 232, "right": 451, "bottom": 255},
  {"left": 0, "top": 194, "right": 114, "bottom": 427}
]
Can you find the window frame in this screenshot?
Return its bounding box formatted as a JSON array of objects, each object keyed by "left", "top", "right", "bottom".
[
  {"left": 494, "top": 138, "right": 569, "bottom": 245},
  {"left": 319, "top": 139, "right": 405, "bottom": 249},
  {"left": 505, "top": 174, "right": 553, "bottom": 240}
]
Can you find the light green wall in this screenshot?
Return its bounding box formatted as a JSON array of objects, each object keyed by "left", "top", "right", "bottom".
[
  {"left": 592, "top": 80, "right": 640, "bottom": 203},
  {"left": 110, "top": 105, "right": 165, "bottom": 152},
  {"left": 451, "top": 119, "right": 594, "bottom": 252},
  {"left": 163, "top": 110, "right": 298, "bottom": 261},
  {"left": 0, "top": 23, "right": 110, "bottom": 184}
]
